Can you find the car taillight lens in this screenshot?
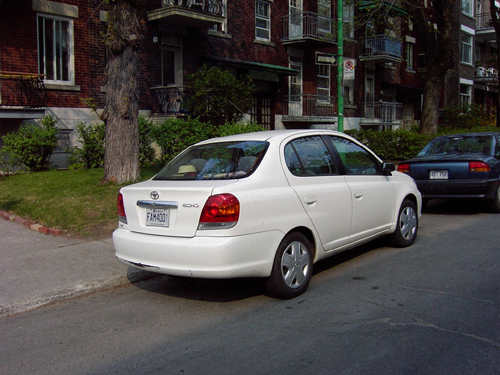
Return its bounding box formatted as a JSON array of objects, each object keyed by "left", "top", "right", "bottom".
[
  {"left": 398, "top": 163, "right": 410, "bottom": 174},
  {"left": 469, "top": 161, "right": 490, "bottom": 172},
  {"left": 117, "top": 193, "right": 127, "bottom": 224},
  {"left": 199, "top": 194, "right": 240, "bottom": 230}
]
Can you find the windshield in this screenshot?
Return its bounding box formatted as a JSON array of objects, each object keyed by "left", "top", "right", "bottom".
[
  {"left": 153, "top": 141, "right": 269, "bottom": 181},
  {"left": 417, "top": 135, "right": 495, "bottom": 157}
]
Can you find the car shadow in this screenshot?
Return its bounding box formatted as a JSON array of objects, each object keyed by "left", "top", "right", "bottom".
[
  {"left": 423, "top": 199, "right": 490, "bottom": 215},
  {"left": 129, "top": 239, "right": 386, "bottom": 303}
]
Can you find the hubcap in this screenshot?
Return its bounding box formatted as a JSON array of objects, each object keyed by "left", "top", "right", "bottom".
[
  {"left": 400, "top": 206, "right": 417, "bottom": 240},
  {"left": 281, "top": 241, "right": 310, "bottom": 289}
]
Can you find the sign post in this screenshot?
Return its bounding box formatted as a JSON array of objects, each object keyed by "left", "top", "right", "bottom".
[{"left": 337, "top": 0, "right": 344, "bottom": 132}]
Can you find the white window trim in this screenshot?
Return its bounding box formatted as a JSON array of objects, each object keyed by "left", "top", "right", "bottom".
[
  {"left": 37, "top": 13, "right": 75, "bottom": 86},
  {"left": 317, "top": 64, "right": 331, "bottom": 99}
]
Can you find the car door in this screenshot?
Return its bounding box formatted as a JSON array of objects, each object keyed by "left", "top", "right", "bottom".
[
  {"left": 328, "top": 135, "right": 396, "bottom": 241},
  {"left": 282, "top": 135, "right": 353, "bottom": 251}
]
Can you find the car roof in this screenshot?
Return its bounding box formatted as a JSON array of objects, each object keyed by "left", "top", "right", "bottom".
[
  {"left": 435, "top": 132, "right": 500, "bottom": 138},
  {"left": 196, "top": 129, "right": 348, "bottom": 145}
]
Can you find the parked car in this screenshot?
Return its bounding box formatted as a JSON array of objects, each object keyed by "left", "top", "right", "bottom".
[
  {"left": 114, "top": 130, "right": 421, "bottom": 298},
  {"left": 398, "top": 132, "right": 500, "bottom": 212}
]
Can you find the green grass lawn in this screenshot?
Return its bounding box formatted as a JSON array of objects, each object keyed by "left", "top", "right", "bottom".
[{"left": 0, "top": 168, "right": 158, "bottom": 239}]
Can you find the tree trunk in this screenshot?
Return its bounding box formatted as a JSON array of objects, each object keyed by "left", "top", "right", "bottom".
[
  {"left": 102, "top": 0, "right": 141, "bottom": 184},
  {"left": 420, "top": 72, "right": 443, "bottom": 135}
]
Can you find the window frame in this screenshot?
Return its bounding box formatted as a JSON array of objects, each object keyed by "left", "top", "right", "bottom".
[
  {"left": 460, "top": 32, "right": 473, "bottom": 64},
  {"left": 255, "top": 0, "right": 271, "bottom": 41},
  {"left": 316, "top": 63, "right": 331, "bottom": 99},
  {"left": 37, "top": 13, "right": 75, "bottom": 85},
  {"left": 462, "top": 0, "right": 473, "bottom": 16},
  {"left": 406, "top": 41, "right": 415, "bottom": 71}
]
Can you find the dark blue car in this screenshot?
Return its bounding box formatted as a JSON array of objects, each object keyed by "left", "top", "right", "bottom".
[{"left": 398, "top": 132, "right": 500, "bottom": 212}]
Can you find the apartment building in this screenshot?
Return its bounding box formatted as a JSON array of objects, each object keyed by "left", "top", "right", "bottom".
[{"left": 1, "top": 1, "right": 494, "bottom": 167}]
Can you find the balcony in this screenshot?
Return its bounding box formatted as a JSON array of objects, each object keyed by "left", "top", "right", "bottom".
[
  {"left": 475, "top": 61, "right": 498, "bottom": 85},
  {"left": 360, "top": 102, "right": 402, "bottom": 127},
  {"left": 282, "top": 12, "right": 336, "bottom": 48},
  {"left": 476, "top": 12, "right": 496, "bottom": 43},
  {"left": 0, "top": 71, "right": 48, "bottom": 108},
  {"left": 148, "top": 0, "right": 225, "bottom": 28},
  {"left": 150, "top": 85, "right": 187, "bottom": 116},
  {"left": 359, "top": 35, "right": 403, "bottom": 63},
  {"left": 283, "top": 94, "right": 336, "bottom": 122}
]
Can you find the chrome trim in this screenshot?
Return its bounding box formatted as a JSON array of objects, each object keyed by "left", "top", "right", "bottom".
[{"left": 137, "top": 200, "right": 178, "bottom": 209}]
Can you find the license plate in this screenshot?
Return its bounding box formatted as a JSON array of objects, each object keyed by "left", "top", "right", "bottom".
[
  {"left": 146, "top": 208, "right": 169, "bottom": 227},
  {"left": 429, "top": 170, "right": 448, "bottom": 180}
]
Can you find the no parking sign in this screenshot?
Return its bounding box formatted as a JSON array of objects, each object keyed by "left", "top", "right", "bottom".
[{"left": 343, "top": 59, "right": 356, "bottom": 80}]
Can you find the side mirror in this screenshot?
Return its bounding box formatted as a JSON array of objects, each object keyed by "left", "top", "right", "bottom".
[{"left": 382, "top": 162, "right": 395, "bottom": 175}]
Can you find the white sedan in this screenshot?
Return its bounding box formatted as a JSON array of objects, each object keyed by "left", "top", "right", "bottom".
[{"left": 114, "top": 130, "right": 421, "bottom": 298}]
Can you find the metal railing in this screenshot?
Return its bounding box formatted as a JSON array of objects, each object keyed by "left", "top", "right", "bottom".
[
  {"left": 360, "top": 35, "right": 402, "bottom": 59},
  {"left": 476, "top": 12, "right": 493, "bottom": 30},
  {"left": 151, "top": 85, "right": 187, "bottom": 115},
  {"left": 284, "top": 94, "right": 336, "bottom": 117},
  {"left": 475, "top": 60, "right": 498, "bottom": 81},
  {"left": 282, "top": 11, "right": 336, "bottom": 43},
  {"left": 0, "top": 71, "right": 48, "bottom": 108},
  {"left": 363, "top": 102, "right": 402, "bottom": 123},
  {"left": 161, "top": 0, "right": 224, "bottom": 16}
]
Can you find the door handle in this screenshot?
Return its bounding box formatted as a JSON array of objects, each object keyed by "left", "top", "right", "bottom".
[
  {"left": 353, "top": 192, "right": 364, "bottom": 199},
  {"left": 303, "top": 196, "right": 318, "bottom": 204}
]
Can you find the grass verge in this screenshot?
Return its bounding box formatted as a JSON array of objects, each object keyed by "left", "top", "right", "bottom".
[{"left": 0, "top": 168, "right": 158, "bottom": 239}]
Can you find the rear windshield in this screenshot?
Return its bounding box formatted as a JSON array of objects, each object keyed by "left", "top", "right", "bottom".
[
  {"left": 153, "top": 141, "right": 269, "bottom": 181},
  {"left": 418, "top": 135, "right": 495, "bottom": 157}
]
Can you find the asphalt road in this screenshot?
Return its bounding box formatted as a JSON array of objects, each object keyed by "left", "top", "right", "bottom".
[{"left": 1, "top": 200, "right": 499, "bottom": 375}]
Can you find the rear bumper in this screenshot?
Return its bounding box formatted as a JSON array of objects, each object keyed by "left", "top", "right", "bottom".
[
  {"left": 113, "top": 228, "right": 284, "bottom": 279},
  {"left": 416, "top": 179, "right": 499, "bottom": 199}
]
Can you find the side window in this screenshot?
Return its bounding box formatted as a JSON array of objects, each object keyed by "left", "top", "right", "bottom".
[
  {"left": 284, "top": 136, "right": 338, "bottom": 176},
  {"left": 329, "top": 136, "right": 381, "bottom": 175}
]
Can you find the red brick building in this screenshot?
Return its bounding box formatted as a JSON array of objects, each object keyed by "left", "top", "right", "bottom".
[{"left": 0, "top": 0, "right": 497, "bottom": 167}]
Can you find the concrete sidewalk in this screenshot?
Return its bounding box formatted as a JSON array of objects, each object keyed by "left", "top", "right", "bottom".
[{"left": 0, "top": 213, "right": 153, "bottom": 318}]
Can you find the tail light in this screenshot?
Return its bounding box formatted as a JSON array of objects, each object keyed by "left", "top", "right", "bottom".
[
  {"left": 199, "top": 194, "right": 240, "bottom": 230},
  {"left": 117, "top": 193, "right": 127, "bottom": 224},
  {"left": 469, "top": 161, "right": 490, "bottom": 172},
  {"left": 398, "top": 163, "right": 410, "bottom": 174}
]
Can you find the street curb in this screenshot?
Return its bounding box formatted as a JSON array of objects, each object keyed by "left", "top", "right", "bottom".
[
  {"left": 0, "top": 210, "right": 64, "bottom": 236},
  {"left": 0, "top": 268, "right": 159, "bottom": 318}
]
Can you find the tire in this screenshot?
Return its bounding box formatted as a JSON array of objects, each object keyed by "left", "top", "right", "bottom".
[
  {"left": 389, "top": 199, "right": 418, "bottom": 247},
  {"left": 490, "top": 184, "right": 500, "bottom": 213},
  {"left": 265, "top": 232, "right": 313, "bottom": 299}
]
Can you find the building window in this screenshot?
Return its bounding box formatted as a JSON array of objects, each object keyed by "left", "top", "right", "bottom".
[
  {"left": 212, "top": 0, "right": 227, "bottom": 33},
  {"left": 318, "top": 0, "right": 332, "bottom": 34},
  {"left": 462, "top": 0, "right": 473, "bottom": 16},
  {"left": 344, "top": 80, "right": 354, "bottom": 104},
  {"left": 460, "top": 32, "right": 473, "bottom": 64},
  {"left": 317, "top": 64, "right": 330, "bottom": 99},
  {"left": 406, "top": 42, "right": 415, "bottom": 71},
  {"left": 255, "top": 1, "right": 271, "bottom": 41},
  {"left": 460, "top": 84, "right": 472, "bottom": 106},
  {"left": 38, "top": 14, "right": 74, "bottom": 84},
  {"left": 343, "top": 0, "right": 355, "bottom": 39}
]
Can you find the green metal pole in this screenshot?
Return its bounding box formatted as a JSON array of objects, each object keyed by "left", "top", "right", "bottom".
[{"left": 337, "top": 0, "right": 344, "bottom": 132}]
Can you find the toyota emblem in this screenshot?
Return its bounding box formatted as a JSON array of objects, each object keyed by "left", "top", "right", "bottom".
[{"left": 150, "top": 191, "right": 159, "bottom": 200}]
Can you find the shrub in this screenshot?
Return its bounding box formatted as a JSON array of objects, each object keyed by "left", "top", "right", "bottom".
[
  {"left": 1, "top": 115, "right": 58, "bottom": 172},
  {"left": 69, "top": 121, "right": 106, "bottom": 169},
  {"left": 215, "top": 121, "right": 265, "bottom": 137},
  {"left": 345, "top": 128, "right": 432, "bottom": 162},
  {"left": 69, "top": 116, "right": 156, "bottom": 169},
  {"left": 150, "top": 118, "right": 216, "bottom": 164},
  {"left": 186, "top": 65, "right": 257, "bottom": 126},
  {"left": 138, "top": 116, "right": 156, "bottom": 167},
  {"left": 440, "top": 104, "right": 495, "bottom": 130}
]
